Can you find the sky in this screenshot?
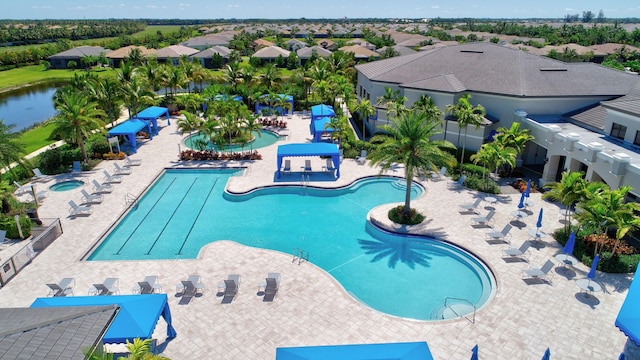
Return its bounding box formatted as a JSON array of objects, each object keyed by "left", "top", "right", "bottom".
[{"left": 1, "top": 1, "right": 638, "bottom": 20}]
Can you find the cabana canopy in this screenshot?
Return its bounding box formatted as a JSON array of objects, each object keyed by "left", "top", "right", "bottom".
[
  {"left": 277, "top": 143, "right": 340, "bottom": 178},
  {"left": 616, "top": 263, "right": 640, "bottom": 346},
  {"left": 276, "top": 342, "right": 433, "bottom": 360},
  {"left": 30, "top": 294, "right": 176, "bottom": 344},
  {"left": 134, "top": 106, "right": 170, "bottom": 135},
  {"left": 255, "top": 94, "right": 294, "bottom": 115},
  {"left": 310, "top": 104, "right": 335, "bottom": 122},
  {"left": 214, "top": 94, "right": 243, "bottom": 102},
  {"left": 108, "top": 119, "right": 153, "bottom": 153},
  {"left": 312, "top": 117, "right": 336, "bottom": 142}
]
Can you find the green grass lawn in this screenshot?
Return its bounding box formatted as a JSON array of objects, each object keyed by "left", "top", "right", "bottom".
[
  {"left": 0, "top": 65, "right": 114, "bottom": 91},
  {"left": 17, "top": 122, "right": 57, "bottom": 155}
]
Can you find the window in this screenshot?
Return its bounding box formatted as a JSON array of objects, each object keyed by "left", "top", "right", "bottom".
[
  {"left": 611, "top": 123, "right": 627, "bottom": 140},
  {"left": 634, "top": 131, "right": 640, "bottom": 146}
]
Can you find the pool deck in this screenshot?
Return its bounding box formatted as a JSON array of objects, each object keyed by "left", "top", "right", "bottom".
[{"left": 1, "top": 113, "right": 633, "bottom": 359}]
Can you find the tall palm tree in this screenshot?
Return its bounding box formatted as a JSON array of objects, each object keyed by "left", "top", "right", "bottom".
[
  {"left": 0, "top": 119, "right": 29, "bottom": 177},
  {"left": 53, "top": 91, "right": 106, "bottom": 164},
  {"left": 369, "top": 109, "right": 456, "bottom": 217},
  {"left": 411, "top": 95, "right": 442, "bottom": 120},
  {"left": 177, "top": 111, "right": 203, "bottom": 148},
  {"left": 543, "top": 170, "right": 587, "bottom": 234},
  {"left": 244, "top": 114, "right": 262, "bottom": 153},
  {"left": 493, "top": 121, "right": 534, "bottom": 172},
  {"left": 88, "top": 77, "right": 123, "bottom": 126},
  {"left": 259, "top": 63, "right": 282, "bottom": 92},
  {"left": 352, "top": 99, "right": 376, "bottom": 141},
  {"left": 471, "top": 142, "right": 516, "bottom": 191},
  {"left": 122, "top": 77, "right": 155, "bottom": 118},
  {"left": 445, "top": 93, "right": 485, "bottom": 170}
]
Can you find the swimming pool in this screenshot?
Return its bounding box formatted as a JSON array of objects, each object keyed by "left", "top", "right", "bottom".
[
  {"left": 88, "top": 169, "right": 494, "bottom": 320},
  {"left": 183, "top": 130, "right": 279, "bottom": 151}
]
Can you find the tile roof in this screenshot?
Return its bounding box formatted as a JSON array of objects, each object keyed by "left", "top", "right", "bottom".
[
  {"left": 566, "top": 104, "right": 609, "bottom": 131},
  {"left": 356, "top": 42, "right": 639, "bottom": 97},
  {"left": 297, "top": 46, "right": 332, "bottom": 58},
  {"left": 192, "top": 46, "right": 232, "bottom": 58},
  {"left": 377, "top": 45, "right": 417, "bottom": 57},
  {"left": 105, "top": 45, "right": 155, "bottom": 59},
  {"left": 601, "top": 81, "right": 640, "bottom": 117},
  {"left": 0, "top": 306, "right": 117, "bottom": 360},
  {"left": 252, "top": 46, "right": 290, "bottom": 58},
  {"left": 155, "top": 45, "right": 199, "bottom": 58},
  {"left": 338, "top": 45, "right": 379, "bottom": 58},
  {"left": 49, "top": 46, "right": 109, "bottom": 59},
  {"left": 182, "top": 34, "right": 234, "bottom": 48}
]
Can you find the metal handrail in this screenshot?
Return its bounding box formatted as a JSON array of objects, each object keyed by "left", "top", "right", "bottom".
[{"left": 444, "top": 296, "right": 476, "bottom": 324}]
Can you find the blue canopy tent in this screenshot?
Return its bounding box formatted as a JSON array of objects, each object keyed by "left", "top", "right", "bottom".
[
  {"left": 276, "top": 342, "right": 433, "bottom": 360},
  {"left": 30, "top": 294, "right": 176, "bottom": 344},
  {"left": 255, "top": 94, "right": 294, "bottom": 115},
  {"left": 108, "top": 119, "right": 153, "bottom": 153},
  {"left": 616, "top": 263, "right": 640, "bottom": 346},
  {"left": 214, "top": 94, "right": 243, "bottom": 102},
  {"left": 134, "top": 106, "right": 170, "bottom": 135},
  {"left": 310, "top": 104, "right": 335, "bottom": 122},
  {"left": 312, "top": 117, "right": 336, "bottom": 142},
  {"left": 277, "top": 143, "right": 340, "bottom": 178}
]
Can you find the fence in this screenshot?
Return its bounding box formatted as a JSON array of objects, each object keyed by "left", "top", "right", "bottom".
[{"left": 0, "top": 218, "right": 63, "bottom": 288}]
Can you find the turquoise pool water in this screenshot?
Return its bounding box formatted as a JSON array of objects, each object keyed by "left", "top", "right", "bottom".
[
  {"left": 88, "top": 169, "right": 494, "bottom": 320},
  {"left": 183, "top": 130, "right": 279, "bottom": 151},
  {"left": 49, "top": 180, "right": 84, "bottom": 192}
]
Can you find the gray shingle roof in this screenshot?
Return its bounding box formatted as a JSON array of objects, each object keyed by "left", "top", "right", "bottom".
[
  {"left": 48, "top": 46, "right": 109, "bottom": 59},
  {"left": 356, "top": 42, "right": 639, "bottom": 97},
  {"left": 566, "top": 104, "right": 609, "bottom": 131},
  {"left": 252, "top": 46, "right": 290, "bottom": 58},
  {"left": 0, "top": 306, "right": 117, "bottom": 360},
  {"left": 192, "top": 46, "right": 232, "bottom": 58},
  {"left": 155, "top": 45, "right": 199, "bottom": 58},
  {"left": 297, "top": 46, "right": 332, "bottom": 58},
  {"left": 601, "top": 81, "right": 640, "bottom": 117}
]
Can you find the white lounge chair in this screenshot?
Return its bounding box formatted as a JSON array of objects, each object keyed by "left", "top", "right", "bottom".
[
  {"left": 14, "top": 181, "right": 32, "bottom": 196},
  {"left": 46, "top": 278, "right": 74, "bottom": 297},
  {"left": 522, "top": 260, "right": 555, "bottom": 282},
  {"left": 32, "top": 168, "right": 51, "bottom": 182},
  {"left": 471, "top": 210, "right": 495, "bottom": 227},
  {"left": 302, "top": 159, "right": 312, "bottom": 172},
  {"left": 485, "top": 223, "right": 513, "bottom": 243},
  {"left": 103, "top": 170, "right": 123, "bottom": 184},
  {"left": 113, "top": 162, "right": 132, "bottom": 175},
  {"left": 133, "top": 275, "right": 162, "bottom": 294},
  {"left": 448, "top": 175, "right": 466, "bottom": 189},
  {"left": 324, "top": 158, "right": 335, "bottom": 172},
  {"left": 176, "top": 274, "right": 205, "bottom": 296},
  {"left": 502, "top": 241, "right": 531, "bottom": 261},
  {"left": 92, "top": 179, "right": 113, "bottom": 193},
  {"left": 68, "top": 200, "right": 92, "bottom": 217},
  {"left": 459, "top": 198, "right": 482, "bottom": 213},
  {"left": 282, "top": 159, "right": 291, "bottom": 172},
  {"left": 431, "top": 166, "right": 446, "bottom": 181},
  {"left": 81, "top": 189, "right": 103, "bottom": 204},
  {"left": 356, "top": 150, "right": 367, "bottom": 165},
  {"left": 90, "top": 277, "right": 119, "bottom": 295},
  {"left": 124, "top": 154, "right": 142, "bottom": 167}
]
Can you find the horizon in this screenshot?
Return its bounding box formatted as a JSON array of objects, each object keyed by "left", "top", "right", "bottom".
[{"left": 1, "top": 1, "right": 639, "bottom": 21}]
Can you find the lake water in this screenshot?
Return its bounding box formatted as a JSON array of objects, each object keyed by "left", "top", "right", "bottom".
[{"left": 0, "top": 83, "right": 62, "bottom": 131}]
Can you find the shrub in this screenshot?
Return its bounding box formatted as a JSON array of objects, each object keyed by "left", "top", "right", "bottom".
[
  {"left": 0, "top": 214, "right": 32, "bottom": 239},
  {"left": 102, "top": 152, "right": 125, "bottom": 160},
  {"left": 388, "top": 205, "right": 424, "bottom": 225}
]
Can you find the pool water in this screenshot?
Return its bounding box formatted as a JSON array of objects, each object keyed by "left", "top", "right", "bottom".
[
  {"left": 89, "top": 169, "right": 494, "bottom": 320},
  {"left": 183, "top": 130, "right": 279, "bottom": 151},
  {"left": 49, "top": 180, "right": 84, "bottom": 192}
]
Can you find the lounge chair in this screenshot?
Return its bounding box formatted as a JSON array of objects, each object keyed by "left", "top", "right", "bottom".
[
  {"left": 81, "top": 189, "right": 103, "bottom": 204},
  {"left": 502, "top": 241, "right": 531, "bottom": 261},
  {"left": 431, "top": 166, "right": 447, "bottom": 181},
  {"left": 133, "top": 275, "right": 162, "bottom": 294},
  {"left": 46, "top": 278, "right": 74, "bottom": 297},
  {"left": 324, "top": 158, "right": 335, "bottom": 172},
  {"left": 92, "top": 179, "right": 113, "bottom": 193},
  {"left": 302, "top": 159, "right": 312, "bottom": 172},
  {"left": 176, "top": 274, "right": 205, "bottom": 296},
  {"left": 113, "top": 162, "right": 132, "bottom": 175},
  {"left": 262, "top": 272, "right": 280, "bottom": 302},
  {"left": 0, "top": 230, "right": 7, "bottom": 242},
  {"left": 71, "top": 161, "right": 82, "bottom": 173},
  {"left": 522, "top": 260, "right": 555, "bottom": 282},
  {"left": 103, "top": 170, "right": 123, "bottom": 184},
  {"left": 221, "top": 274, "right": 240, "bottom": 302},
  {"left": 32, "top": 168, "right": 51, "bottom": 182},
  {"left": 356, "top": 150, "right": 367, "bottom": 165},
  {"left": 124, "top": 154, "right": 142, "bottom": 167},
  {"left": 485, "top": 223, "right": 513, "bottom": 243},
  {"left": 68, "top": 200, "right": 92, "bottom": 217},
  {"left": 459, "top": 198, "right": 482, "bottom": 214},
  {"left": 282, "top": 159, "right": 291, "bottom": 172},
  {"left": 90, "top": 278, "right": 119, "bottom": 295},
  {"left": 448, "top": 175, "right": 466, "bottom": 189},
  {"left": 471, "top": 210, "right": 495, "bottom": 227},
  {"left": 13, "top": 181, "right": 32, "bottom": 196}
]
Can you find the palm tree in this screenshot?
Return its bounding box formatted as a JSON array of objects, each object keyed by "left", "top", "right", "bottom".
[
  {"left": 244, "top": 114, "right": 262, "bottom": 153},
  {"left": 493, "top": 122, "right": 534, "bottom": 173},
  {"left": 259, "top": 63, "right": 282, "bottom": 92},
  {"left": 352, "top": 99, "right": 376, "bottom": 141},
  {"left": 543, "top": 170, "right": 587, "bottom": 234},
  {"left": 376, "top": 87, "right": 400, "bottom": 107},
  {"left": 0, "top": 119, "right": 29, "bottom": 178},
  {"left": 369, "top": 109, "right": 456, "bottom": 218},
  {"left": 88, "top": 77, "right": 123, "bottom": 126},
  {"left": 411, "top": 95, "right": 442, "bottom": 120},
  {"left": 445, "top": 93, "right": 486, "bottom": 170},
  {"left": 471, "top": 142, "right": 516, "bottom": 191},
  {"left": 53, "top": 91, "right": 106, "bottom": 164},
  {"left": 122, "top": 77, "right": 155, "bottom": 118},
  {"left": 177, "top": 111, "right": 203, "bottom": 148}
]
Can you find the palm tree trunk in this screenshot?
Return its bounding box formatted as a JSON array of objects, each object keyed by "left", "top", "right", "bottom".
[
  {"left": 404, "top": 172, "right": 413, "bottom": 215},
  {"left": 77, "top": 127, "right": 88, "bottom": 164},
  {"left": 460, "top": 127, "right": 468, "bottom": 171}
]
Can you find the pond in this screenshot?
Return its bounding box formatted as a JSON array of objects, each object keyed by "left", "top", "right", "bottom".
[{"left": 0, "top": 82, "right": 63, "bottom": 131}]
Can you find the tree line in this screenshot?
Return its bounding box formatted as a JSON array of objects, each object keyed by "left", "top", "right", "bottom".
[{"left": 0, "top": 20, "right": 145, "bottom": 45}]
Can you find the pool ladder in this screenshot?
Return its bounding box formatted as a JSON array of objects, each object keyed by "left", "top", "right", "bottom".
[
  {"left": 125, "top": 193, "right": 138, "bottom": 207},
  {"left": 441, "top": 297, "right": 476, "bottom": 323},
  {"left": 300, "top": 175, "right": 309, "bottom": 195},
  {"left": 292, "top": 247, "right": 309, "bottom": 265}
]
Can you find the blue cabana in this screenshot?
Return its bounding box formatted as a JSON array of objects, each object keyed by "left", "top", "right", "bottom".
[
  {"left": 134, "top": 106, "right": 170, "bottom": 135},
  {"left": 616, "top": 263, "right": 640, "bottom": 346},
  {"left": 108, "top": 119, "right": 153, "bottom": 153},
  {"left": 310, "top": 104, "right": 335, "bottom": 122},
  {"left": 31, "top": 294, "right": 176, "bottom": 344},
  {"left": 312, "top": 117, "right": 336, "bottom": 142},
  {"left": 276, "top": 342, "right": 433, "bottom": 360},
  {"left": 277, "top": 143, "right": 340, "bottom": 178},
  {"left": 214, "top": 94, "right": 243, "bottom": 102},
  {"left": 255, "top": 94, "right": 294, "bottom": 115}
]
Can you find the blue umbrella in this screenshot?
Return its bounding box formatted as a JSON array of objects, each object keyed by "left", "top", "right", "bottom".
[
  {"left": 563, "top": 232, "right": 576, "bottom": 255},
  {"left": 470, "top": 345, "right": 479, "bottom": 360},
  {"left": 536, "top": 208, "right": 544, "bottom": 228},
  {"left": 518, "top": 192, "right": 525, "bottom": 209},
  {"left": 588, "top": 254, "right": 600, "bottom": 279},
  {"left": 525, "top": 179, "right": 532, "bottom": 197},
  {"left": 541, "top": 348, "right": 551, "bottom": 360}
]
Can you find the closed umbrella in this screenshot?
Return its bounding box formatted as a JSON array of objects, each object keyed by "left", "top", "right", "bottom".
[
  {"left": 470, "top": 345, "right": 478, "bottom": 360},
  {"left": 588, "top": 254, "right": 600, "bottom": 280},
  {"left": 541, "top": 348, "right": 551, "bottom": 360},
  {"left": 563, "top": 232, "right": 576, "bottom": 255},
  {"left": 536, "top": 208, "right": 544, "bottom": 229},
  {"left": 525, "top": 179, "right": 532, "bottom": 197},
  {"left": 518, "top": 192, "right": 525, "bottom": 209}
]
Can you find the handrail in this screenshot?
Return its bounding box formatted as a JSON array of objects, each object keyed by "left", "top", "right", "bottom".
[{"left": 444, "top": 296, "right": 476, "bottom": 324}]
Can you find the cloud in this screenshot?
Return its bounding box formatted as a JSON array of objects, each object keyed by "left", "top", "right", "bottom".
[
  {"left": 227, "top": 4, "right": 240, "bottom": 8},
  {"left": 564, "top": 8, "right": 575, "bottom": 11},
  {"left": 431, "top": 5, "right": 440, "bottom": 9},
  {"left": 179, "top": 3, "right": 190, "bottom": 6},
  {"left": 31, "top": 5, "right": 52, "bottom": 9},
  {"left": 147, "top": 5, "right": 157, "bottom": 8}
]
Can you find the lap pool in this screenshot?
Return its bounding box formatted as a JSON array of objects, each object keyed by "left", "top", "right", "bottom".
[{"left": 88, "top": 169, "right": 494, "bottom": 320}]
